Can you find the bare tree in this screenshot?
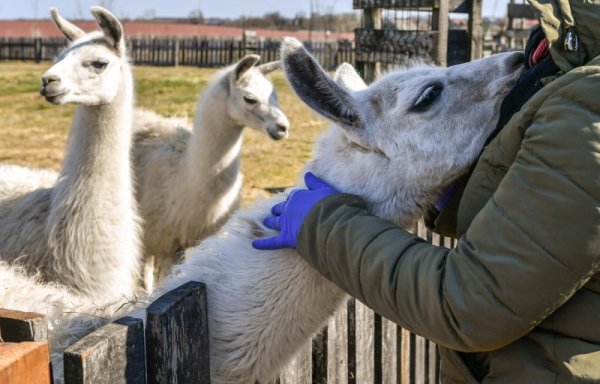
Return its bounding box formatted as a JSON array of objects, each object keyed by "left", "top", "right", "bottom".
[
  {"left": 141, "top": 8, "right": 157, "bottom": 20},
  {"left": 32, "top": 0, "right": 39, "bottom": 19},
  {"left": 98, "top": 0, "right": 115, "bottom": 12}
]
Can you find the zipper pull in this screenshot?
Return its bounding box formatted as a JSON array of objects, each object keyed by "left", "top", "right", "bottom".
[{"left": 564, "top": 27, "right": 579, "bottom": 52}]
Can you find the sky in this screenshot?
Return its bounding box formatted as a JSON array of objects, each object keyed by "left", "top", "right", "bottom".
[{"left": 0, "top": 0, "right": 507, "bottom": 21}]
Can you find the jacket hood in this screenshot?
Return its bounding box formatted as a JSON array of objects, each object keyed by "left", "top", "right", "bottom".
[{"left": 528, "top": 0, "right": 600, "bottom": 72}]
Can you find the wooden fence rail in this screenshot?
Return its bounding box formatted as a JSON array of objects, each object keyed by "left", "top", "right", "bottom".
[
  {"left": 0, "top": 222, "right": 448, "bottom": 383},
  {"left": 0, "top": 37, "right": 355, "bottom": 71}
]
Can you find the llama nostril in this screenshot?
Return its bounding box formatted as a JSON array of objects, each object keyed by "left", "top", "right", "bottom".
[
  {"left": 276, "top": 123, "right": 288, "bottom": 133},
  {"left": 42, "top": 74, "right": 61, "bottom": 85}
]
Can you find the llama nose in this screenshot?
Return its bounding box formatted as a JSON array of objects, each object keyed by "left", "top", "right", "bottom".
[
  {"left": 276, "top": 123, "right": 288, "bottom": 133},
  {"left": 42, "top": 74, "right": 61, "bottom": 86}
]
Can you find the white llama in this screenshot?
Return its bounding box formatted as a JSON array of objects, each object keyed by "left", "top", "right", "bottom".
[
  {"left": 0, "top": 38, "right": 523, "bottom": 384},
  {"left": 0, "top": 7, "right": 141, "bottom": 299},
  {"left": 132, "top": 56, "right": 290, "bottom": 289}
]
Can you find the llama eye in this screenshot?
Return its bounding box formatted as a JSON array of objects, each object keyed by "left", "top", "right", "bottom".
[
  {"left": 243, "top": 95, "right": 258, "bottom": 105},
  {"left": 412, "top": 84, "right": 443, "bottom": 111},
  {"left": 90, "top": 59, "right": 109, "bottom": 70}
]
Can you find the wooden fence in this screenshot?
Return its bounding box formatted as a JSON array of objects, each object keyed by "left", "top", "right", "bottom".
[
  {"left": 0, "top": 37, "right": 355, "bottom": 71},
  {"left": 0, "top": 222, "right": 447, "bottom": 383}
]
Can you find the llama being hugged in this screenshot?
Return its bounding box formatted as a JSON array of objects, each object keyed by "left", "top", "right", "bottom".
[
  {"left": 0, "top": 6, "right": 141, "bottom": 299},
  {"left": 141, "top": 38, "right": 524, "bottom": 382}
]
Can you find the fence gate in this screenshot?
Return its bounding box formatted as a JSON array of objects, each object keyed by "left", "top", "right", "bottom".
[{"left": 353, "top": 0, "right": 483, "bottom": 82}]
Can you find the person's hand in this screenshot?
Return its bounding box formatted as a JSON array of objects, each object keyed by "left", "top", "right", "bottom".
[{"left": 252, "top": 172, "right": 338, "bottom": 250}]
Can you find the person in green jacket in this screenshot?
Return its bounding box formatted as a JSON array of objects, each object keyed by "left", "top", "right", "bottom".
[{"left": 253, "top": 0, "right": 600, "bottom": 382}]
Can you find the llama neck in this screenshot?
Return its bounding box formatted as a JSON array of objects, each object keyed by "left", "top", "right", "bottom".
[
  {"left": 305, "top": 128, "right": 430, "bottom": 229},
  {"left": 48, "top": 64, "right": 138, "bottom": 296},
  {"left": 183, "top": 75, "right": 244, "bottom": 200},
  {"left": 56, "top": 73, "right": 133, "bottom": 200}
]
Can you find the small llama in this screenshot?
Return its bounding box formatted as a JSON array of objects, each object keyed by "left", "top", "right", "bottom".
[{"left": 132, "top": 55, "right": 290, "bottom": 288}]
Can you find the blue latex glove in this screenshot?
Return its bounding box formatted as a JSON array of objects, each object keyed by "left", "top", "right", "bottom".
[{"left": 252, "top": 172, "right": 338, "bottom": 250}]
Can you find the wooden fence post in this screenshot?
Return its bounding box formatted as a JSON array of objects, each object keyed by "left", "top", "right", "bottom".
[
  {"left": 0, "top": 342, "right": 51, "bottom": 384},
  {"left": 145, "top": 281, "right": 210, "bottom": 384},
  {"left": 0, "top": 309, "right": 51, "bottom": 384},
  {"left": 34, "top": 38, "right": 42, "bottom": 63},
  {"left": 173, "top": 39, "right": 180, "bottom": 67},
  {"left": 0, "top": 308, "right": 47, "bottom": 343},
  {"left": 468, "top": 0, "right": 483, "bottom": 59},
  {"left": 357, "top": 7, "right": 382, "bottom": 83},
  {"left": 63, "top": 316, "right": 146, "bottom": 384},
  {"left": 432, "top": 0, "right": 449, "bottom": 66}
]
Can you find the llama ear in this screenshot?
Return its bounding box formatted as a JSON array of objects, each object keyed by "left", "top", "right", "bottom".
[
  {"left": 50, "top": 7, "right": 85, "bottom": 41},
  {"left": 334, "top": 63, "right": 367, "bottom": 92},
  {"left": 234, "top": 55, "right": 261, "bottom": 81},
  {"left": 91, "top": 6, "right": 125, "bottom": 54},
  {"left": 281, "top": 37, "right": 361, "bottom": 128},
  {"left": 257, "top": 61, "right": 282, "bottom": 75}
]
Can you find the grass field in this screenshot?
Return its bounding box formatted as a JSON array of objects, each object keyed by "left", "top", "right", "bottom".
[{"left": 0, "top": 61, "right": 328, "bottom": 204}]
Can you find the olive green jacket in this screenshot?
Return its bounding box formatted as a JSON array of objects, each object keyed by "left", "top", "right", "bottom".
[{"left": 296, "top": 0, "right": 600, "bottom": 382}]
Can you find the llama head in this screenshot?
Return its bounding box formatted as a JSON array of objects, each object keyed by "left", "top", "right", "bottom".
[
  {"left": 225, "top": 55, "right": 290, "bottom": 140},
  {"left": 282, "top": 37, "right": 523, "bottom": 226},
  {"left": 40, "top": 7, "right": 129, "bottom": 106}
]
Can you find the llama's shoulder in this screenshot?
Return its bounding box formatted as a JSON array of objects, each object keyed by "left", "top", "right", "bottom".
[
  {"left": 132, "top": 109, "right": 191, "bottom": 168},
  {"left": 133, "top": 109, "right": 191, "bottom": 150}
]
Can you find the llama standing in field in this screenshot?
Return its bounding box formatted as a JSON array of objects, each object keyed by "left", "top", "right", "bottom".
[
  {"left": 0, "top": 7, "right": 141, "bottom": 299},
  {"left": 133, "top": 56, "right": 290, "bottom": 289},
  {"left": 0, "top": 38, "right": 523, "bottom": 383}
]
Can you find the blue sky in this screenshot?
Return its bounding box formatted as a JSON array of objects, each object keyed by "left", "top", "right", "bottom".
[{"left": 0, "top": 0, "right": 507, "bottom": 20}]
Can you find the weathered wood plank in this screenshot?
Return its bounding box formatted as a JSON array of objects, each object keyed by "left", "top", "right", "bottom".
[
  {"left": 63, "top": 316, "right": 145, "bottom": 384},
  {"left": 279, "top": 342, "right": 311, "bottom": 384},
  {"left": 0, "top": 342, "right": 51, "bottom": 384},
  {"left": 327, "top": 301, "right": 348, "bottom": 383},
  {"left": 381, "top": 317, "right": 398, "bottom": 383},
  {"left": 355, "top": 301, "right": 374, "bottom": 383},
  {"left": 145, "top": 281, "right": 210, "bottom": 384},
  {"left": 431, "top": 0, "right": 449, "bottom": 66},
  {"left": 400, "top": 328, "right": 414, "bottom": 384},
  {"left": 0, "top": 308, "right": 47, "bottom": 343},
  {"left": 414, "top": 335, "right": 427, "bottom": 383},
  {"left": 428, "top": 340, "right": 439, "bottom": 384},
  {"left": 468, "top": 0, "right": 484, "bottom": 60}
]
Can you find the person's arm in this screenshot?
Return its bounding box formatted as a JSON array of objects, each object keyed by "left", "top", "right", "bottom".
[{"left": 297, "top": 75, "right": 600, "bottom": 352}]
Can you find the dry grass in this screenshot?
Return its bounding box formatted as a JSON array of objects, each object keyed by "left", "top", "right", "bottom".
[{"left": 0, "top": 61, "right": 328, "bottom": 204}]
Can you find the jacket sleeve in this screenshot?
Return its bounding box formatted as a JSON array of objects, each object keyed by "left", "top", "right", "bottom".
[{"left": 296, "top": 74, "right": 600, "bottom": 353}]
